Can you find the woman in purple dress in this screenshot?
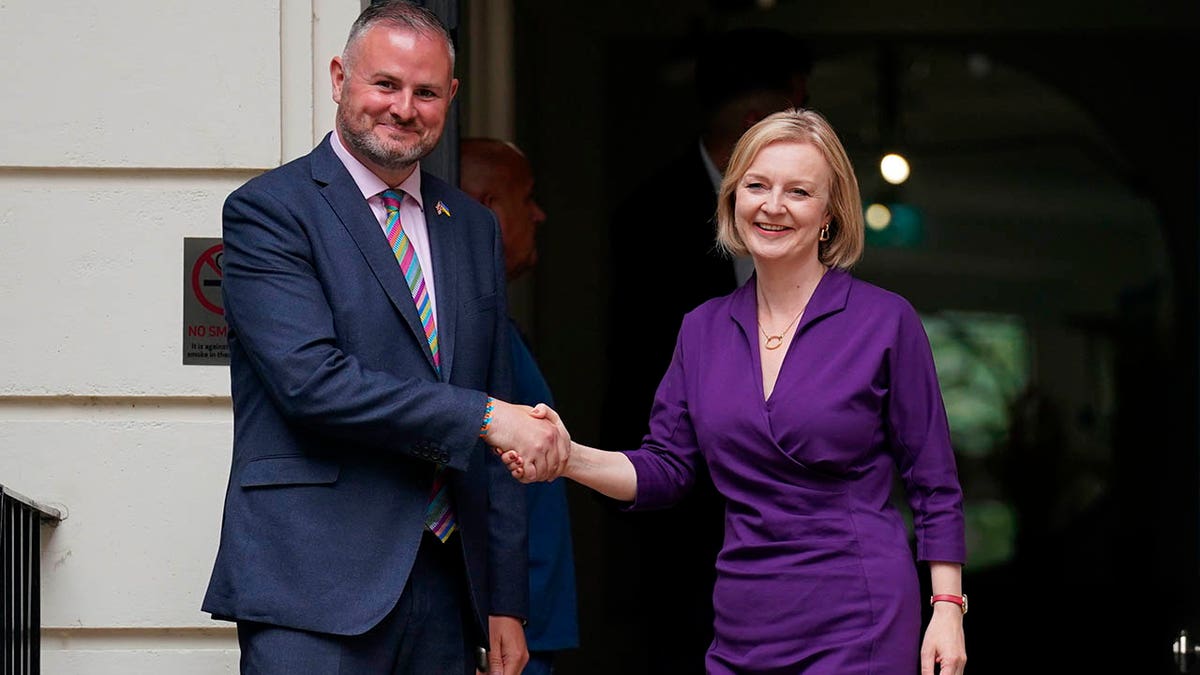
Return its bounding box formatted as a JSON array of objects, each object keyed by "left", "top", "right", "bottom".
[{"left": 505, "top": 109, "right": 967, "bottom": 674}]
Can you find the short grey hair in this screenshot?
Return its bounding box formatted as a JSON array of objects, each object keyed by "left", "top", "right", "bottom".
[{"left": 343, "top": 1, "right": 456, "bottom": 70}]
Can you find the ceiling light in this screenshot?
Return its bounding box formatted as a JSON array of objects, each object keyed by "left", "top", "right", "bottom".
[
  {"left": 880, "top": 153, "right": 910, "bottom": 185},
  {"left": 866, "top": 203, "right": 892, "bottom": 230}
]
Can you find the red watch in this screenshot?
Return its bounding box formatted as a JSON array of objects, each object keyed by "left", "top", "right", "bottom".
[{"left": 930, "top": 593, "right": 968, "bottom": 615}]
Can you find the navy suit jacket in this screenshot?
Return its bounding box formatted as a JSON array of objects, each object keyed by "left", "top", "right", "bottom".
[{"left": 202, "top": 134, "right": 528, "bottom": 639}]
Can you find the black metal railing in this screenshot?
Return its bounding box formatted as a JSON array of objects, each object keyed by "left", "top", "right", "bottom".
[{"left": 2, "top": 485, "right": 62, "bottom": 675}]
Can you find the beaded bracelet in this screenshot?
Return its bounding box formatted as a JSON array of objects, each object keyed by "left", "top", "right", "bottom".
[{"left": 478, "top": 397, "right": 496, "bottom": 438}]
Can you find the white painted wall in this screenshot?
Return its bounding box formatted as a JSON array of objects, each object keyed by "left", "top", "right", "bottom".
[
  {"left": 0, "top": 2, "right": 280, "bottom": 170},
  {"left": 0, "top": 0, "right": 361, "bottom": 671}
]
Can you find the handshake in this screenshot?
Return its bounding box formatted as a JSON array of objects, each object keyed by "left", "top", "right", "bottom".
[{"left": 486, "top": 400, "right": 571, "bottom": 483}]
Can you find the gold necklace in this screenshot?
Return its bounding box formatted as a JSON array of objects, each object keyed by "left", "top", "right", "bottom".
[
  {"left": 758, "top": 266, "right": 825, "bottom": 348},
  {"left": 758, "top": 306, "right": 805, "bottom": 350}
]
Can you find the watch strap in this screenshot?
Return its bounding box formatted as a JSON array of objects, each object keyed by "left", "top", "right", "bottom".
[{"left": 930, "top": 593, "right": 968, "bottom": 615}]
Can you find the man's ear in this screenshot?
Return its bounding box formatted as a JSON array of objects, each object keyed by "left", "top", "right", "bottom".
[{"left": 330, "top": 56, "right": 346, "bottom": 104}]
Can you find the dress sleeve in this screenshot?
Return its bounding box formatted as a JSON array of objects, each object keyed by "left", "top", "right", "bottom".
[
  {"left": 621, "top": 327, "right": 705, "bottom": 510},
  {"left": 886, "top": 302, "right": 967, "bottom": 564}
]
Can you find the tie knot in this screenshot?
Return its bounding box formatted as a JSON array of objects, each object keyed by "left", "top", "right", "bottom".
[{"left": 380, "top": 189, "right": 404, "bottom": 212}]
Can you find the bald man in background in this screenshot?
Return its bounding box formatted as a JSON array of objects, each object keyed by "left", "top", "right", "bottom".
[{"left": 461, "top": 139, "right": 580, "bottom": 675}]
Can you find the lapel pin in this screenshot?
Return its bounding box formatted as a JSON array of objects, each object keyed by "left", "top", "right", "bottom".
[{"left": 435, "top": 201, "right": 451, "bottom": 217}]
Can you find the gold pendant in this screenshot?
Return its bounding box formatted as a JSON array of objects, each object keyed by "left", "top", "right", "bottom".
[{"left": 764, "top": 335, "right": 784, "bottom": 350}]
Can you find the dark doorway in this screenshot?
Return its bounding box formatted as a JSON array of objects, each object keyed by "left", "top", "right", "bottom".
[
  {"left": 513, "top": 3, "right": 1199, "bottom": 672},
  {"left": 816, "top": 39, "right": 1196, "bottom": 674}
]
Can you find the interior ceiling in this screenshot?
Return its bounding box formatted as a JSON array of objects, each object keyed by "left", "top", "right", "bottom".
[
  {"left": 716, "top": 0, "right": 1198, "bottom": 35},
  {"left": 812, "top": 42, "right": 1137, "bottom": 221},
  {"left": 802, "top": 42, "right": 1164, "bottom": 311},
  {"left": 712, "top": 0, "right": 1193, "bottom": 255},
  {"left": 816, "top": 45, "right": 1116, "bottom": 158}
]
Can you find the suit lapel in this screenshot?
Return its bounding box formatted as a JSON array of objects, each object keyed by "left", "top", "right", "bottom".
[
  {"left": 423, "top": 176, "right": 459, "bottom": 383},
  {"left": 310, "top": 137, "right": 439, "bottom": 373}
]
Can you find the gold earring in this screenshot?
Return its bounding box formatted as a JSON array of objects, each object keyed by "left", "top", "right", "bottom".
[{"left": 818, "top": 224, "right": 830, "bottom": 241}]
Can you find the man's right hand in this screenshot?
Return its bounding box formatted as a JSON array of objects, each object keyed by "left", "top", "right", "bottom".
[{"left": 485, "top": 399, "right": 570, "bottom": 481}]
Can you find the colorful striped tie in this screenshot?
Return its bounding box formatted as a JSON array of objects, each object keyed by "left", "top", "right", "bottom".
[{"left": 381, "top": 189, "right": 456, "bottom": 542}]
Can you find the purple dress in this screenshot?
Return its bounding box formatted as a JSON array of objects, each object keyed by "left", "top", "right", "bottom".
[{"left": 624, "top": 269, "right": 966, "bottom": 674}]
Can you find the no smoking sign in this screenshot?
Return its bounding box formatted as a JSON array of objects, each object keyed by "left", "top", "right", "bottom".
[
  {"left": 183, "top": 237, "right": 230, "bottom": 365},
  {"left": 192, "top": 243, "right": 224, "bottom": 315}
]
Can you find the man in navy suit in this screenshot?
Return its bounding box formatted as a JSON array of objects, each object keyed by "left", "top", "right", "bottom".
[{"left": 202, "top": 3, "right": 567, "bottom": 674}]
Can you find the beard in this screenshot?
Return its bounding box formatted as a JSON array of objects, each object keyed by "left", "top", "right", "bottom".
[{"left": 337, "top": 108, "right": 438, "bottom": 171}]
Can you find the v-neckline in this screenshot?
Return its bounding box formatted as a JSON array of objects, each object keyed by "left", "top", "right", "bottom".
[{"left": 750, "top": 269, "right": 831, "bottom": 405}]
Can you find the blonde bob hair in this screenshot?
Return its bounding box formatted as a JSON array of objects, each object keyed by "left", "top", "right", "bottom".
[{"left": 716, "top": 108, "right": 864, "bottom": 269}]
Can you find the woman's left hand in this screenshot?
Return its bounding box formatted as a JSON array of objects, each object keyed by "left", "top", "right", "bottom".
[{"left": 920, "top": 603, "right": 966, "bottom": 674}]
